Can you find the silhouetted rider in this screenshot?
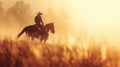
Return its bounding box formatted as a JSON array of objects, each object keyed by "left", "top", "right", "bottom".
[{"left": 35, "top": 12, "right": 44, "bottom": 30}]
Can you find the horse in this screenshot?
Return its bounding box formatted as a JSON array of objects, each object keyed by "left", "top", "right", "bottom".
[{"left": 17, "top": 23, "right": 55, "bottom": 42}]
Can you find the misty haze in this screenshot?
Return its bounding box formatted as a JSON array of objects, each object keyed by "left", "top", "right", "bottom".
[{"left": 0, "top": 0, "right": 120, "bottom": 67}]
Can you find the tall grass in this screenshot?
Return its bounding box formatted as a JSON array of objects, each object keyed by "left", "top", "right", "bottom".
[{"left": 0, "top": 38, "right": 120, "bottom": 67}]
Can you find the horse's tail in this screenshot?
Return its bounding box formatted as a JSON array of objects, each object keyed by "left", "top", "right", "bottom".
[{"left": 17, "top": 28, "right": 26, "bottom": 39}]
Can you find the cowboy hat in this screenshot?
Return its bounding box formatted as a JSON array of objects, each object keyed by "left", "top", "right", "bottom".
[{"left": 37, "top": 12, "right": 43, "bottom": 15}]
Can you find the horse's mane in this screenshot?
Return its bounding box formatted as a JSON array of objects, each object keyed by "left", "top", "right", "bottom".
[{"left": 45, "top": 23, "right": 53, "bottom": 26}]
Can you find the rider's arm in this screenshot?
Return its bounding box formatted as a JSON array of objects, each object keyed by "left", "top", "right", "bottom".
[
  {"left": 41, "top": 20, "right": 44, "bottom": 25},
  {"left": 40, "top": 16, "right": 44, "bottom": 25}
]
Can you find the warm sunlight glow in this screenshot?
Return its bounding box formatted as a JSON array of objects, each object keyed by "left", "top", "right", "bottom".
[
  {"left": 68, "top": 36, "right": 76, "bottom": 45},
  {"left": 0, "top": 1, "right": 120, "bottom": 67},
  {"left": 1, "top": 0, "right": 120, "bottom": 46},
  {"left": 66, "top": 0, "right": 120, "bottom": 43}
]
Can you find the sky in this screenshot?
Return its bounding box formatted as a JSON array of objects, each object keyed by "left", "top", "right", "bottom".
[{"left": 0, "top": 0, "right": 120, "bottom": 42}]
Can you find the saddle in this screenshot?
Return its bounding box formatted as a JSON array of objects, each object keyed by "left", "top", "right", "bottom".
[
  {"left": 35, "top": 24, "right": 46, "bottom": 34},
  {"left": 36, "top": 25, "right": 41, "bottom": 31}
]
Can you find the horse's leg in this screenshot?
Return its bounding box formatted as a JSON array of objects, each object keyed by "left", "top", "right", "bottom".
[
  {"left": 39, "top": 37, "right": 45, "bottom": 44},
  {"left": 26, "top": 32, "right": 34, "bottom": 41},
  {"left": 29, "top": 32, "right": 35, "bottom": 41},
  {"left": 41, "top": 37, "right": 48, "bottom": 44},
  {"left": 43, "top": 36, "right": 48, "bottom": 43},
  {"left": 25, "top": 33, "right": 30, "bottom": 40}
]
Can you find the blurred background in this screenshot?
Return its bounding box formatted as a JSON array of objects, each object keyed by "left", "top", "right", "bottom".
[
  {"left": 0, "top": 0, "right": 120, "bottom": 67},
  {"left": 0, "top": 0, "right": 120, "bottom": 47}
]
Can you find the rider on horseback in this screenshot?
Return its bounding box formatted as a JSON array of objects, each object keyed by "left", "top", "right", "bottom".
[{"left": 34, "top": 12, "right": 44, "bottom": 31}]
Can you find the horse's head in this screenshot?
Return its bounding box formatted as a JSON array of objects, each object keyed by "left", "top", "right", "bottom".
[{"left": 45, "top": 22, "right": 55, "bottom": 33}]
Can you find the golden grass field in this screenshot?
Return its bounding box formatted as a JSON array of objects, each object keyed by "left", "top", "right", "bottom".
[
  {"left": 0, "top": 38, "right": 120, "bottom": 67},
  {"left": 1, "top": 0, "right": 120, "bottom": 67}
]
